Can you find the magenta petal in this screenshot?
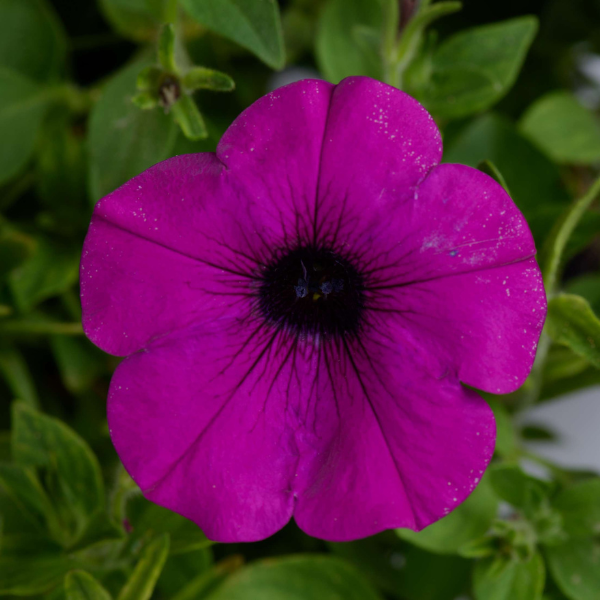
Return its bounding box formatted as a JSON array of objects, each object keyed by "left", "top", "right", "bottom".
[
  {"left": 108, "top": 320, "right": 305, "bottom": 542},
  {"left": 313, "top": 76, "right": 442, "bottom": 247},
  {"left": 293, "top": 325, "right": 495, "bottom": 541}
]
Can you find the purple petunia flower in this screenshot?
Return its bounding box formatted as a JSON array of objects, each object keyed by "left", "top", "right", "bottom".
[{"left": 81, "top": 77, "right": 547, "bottom": 542}]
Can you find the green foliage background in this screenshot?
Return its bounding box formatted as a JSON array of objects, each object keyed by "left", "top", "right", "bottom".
[{"left": 1, "top": 0, "right": 600, "bottom": 598}]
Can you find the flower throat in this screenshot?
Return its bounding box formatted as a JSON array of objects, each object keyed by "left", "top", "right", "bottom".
[{"left": 258, "top": 245, "right": 366, "bottom": 339}]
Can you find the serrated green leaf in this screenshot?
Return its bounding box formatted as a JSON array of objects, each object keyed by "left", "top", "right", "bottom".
[
  {"left": 546, "top": 294, "right": 600, "bottom": 368},
  {"left": 0, "top": 0, "right": 66, "bottom": 82},
  {"left": 0, "top": 68, "right": 50, "bottom": 185},
  {"left": 181, "top": 0, "right": 285, "bottom": 69},
  {"left": 553, "top": 479, "right": 600, "bottom": 538},
  {"left": 12, "top": 403, "right": 104, "bottom": 541},
  {"left": 473, "top": 553, "right": 545, "bottom": 600},
  {"left": 546, "top": 538, "right": 600, "bottom": 600},
  {"left": 315, "top": 0, "right": 382, "bottom": 83},
  {"left": 397, "top": 474, "right": 497, "bottom": 554},
  {"left": 88, "top": 58, "right": 179, "bottom": 201},
  {"left": 65, "top": 570, "right": 113, "bottom": 600},
  {"left": 420, "top": 17, "right": 538, "bottom": 118},
  {"left": 117, "top": 534, "right": 170, "bottom": 600},
  {"left": 204, "top": 555, "right": 383, "bottom": 600},
  {"left": 520, "top": 92, "right": 600, "bottom": 164}
]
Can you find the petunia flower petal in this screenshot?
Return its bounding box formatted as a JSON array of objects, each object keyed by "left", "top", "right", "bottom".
[
  {"left": 293, "top": 322, "right": 495, "bottom": 541},
  {"left": 109, "top": 318, "right": 306, "bottom": 542},
  {"left": 82, "top": 80, "right": 335, "bottom": 356},
  {"left": 312, "top": 76, "right": 443, "bottom": 248}
]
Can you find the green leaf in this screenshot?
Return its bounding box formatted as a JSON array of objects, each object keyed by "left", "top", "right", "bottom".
[
  {"left": 88, "top": 58, "right": 178, "bottom": 201},
  {"left": 0, "top": 0, "right": 66, "bottom": 82},
  {"left": 98, "top": 0, "right": 175, "bottom": 42},
  {"left": 180, "top": 0, "right": 285, "bottom": 70},
  {"left": 9, "top": 237, "right": 80, "bottom": 312},
  {"left": 520, "top": 92, "right": 600, "bottom": 164},
  {"left": 546, "top": 538, "right": 600, "bottom": 600},
  {"left": 477, "top": 159, "right": 511, "bottom": 195},
  {"left": 0, "top": 227, "right": 34, "bottom": 279},
  {"left": 0, "top": 342, "right": 39, "bottom": 407},
  {"left": 158, "top": 23, "right": 177, "bottom": 73},
  {"left": 397, "top": 474, "right": 498, "bottom": 554},
  {"left": 546, "top": 294, "right": 600, "bottom": 368},
  {"left": 117, "top": 534, "right": 170, "bottom": 600},
  {"left": 171, "top": 94, "right": 208, "bottom": 140},
  {"left": 488, "top": 464, "right": 548, "bottom": 511},
  {"left": 205, "top": 555, "right": 383, "bottom": 600},
  {"left": 0, "top": 68, "right": 50, "bottom": 185},
  {"left": 553, "top": 479, "right": 600, "bottom": 538},
  {"left": 443, "top": 113, "right": 570, "bottom": 246},
  {"left": 473, "top": 553, "right": 545, "bottom": 600},
  {"left": 541, "top": 175, "right": 600, "bottom": 296},
  {"left": 567, "top": 274, "right": 600, "bottom": 316},
  {"left": 0, "top": 554, "right": 77, "bottom": 596},
  {"left": 12, "top": 403, "right": 104, "bottom": 540},
  {"left": 50, "top": 336, "right": 104, "bottom": 395},
  {"left": 0, "top": 463, "right": 53, "bottom": 529},
  {"left": 172, "top": 557, "right": 242, "bottom": 600},
  {"left": 487, "top": 399, "right": 519, "bottom": 459},
  {"left": 315, "top": 0, "right": 383, "bottom": 83},
  {"left": 420, "top": 17, "right": 538, "bottom": 119},
  {"left": 182, "top": 67, "right": 235, "bottom": 91},
  {"left": 65, "top": 570, "right": 113, "bottom": 600}
]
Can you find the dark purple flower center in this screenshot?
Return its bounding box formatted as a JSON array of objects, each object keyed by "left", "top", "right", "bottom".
[{"left": 258, "top": 245, "right": 365, "bottom": 339}]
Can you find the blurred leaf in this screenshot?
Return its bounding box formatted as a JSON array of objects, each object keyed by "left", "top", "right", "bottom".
[
  {"left": 396, "top": 545, "right": 471, "bottom": 600},
  {"left": 546, "top": 294, "right": 600, "bottom": 368},
  {"left": 541, "top": 175, "right": 600, "bottom": 295},
  {"left": 205, "top": 555, "right": 383, "bottom": 600},
  {"left": 0, "top": 553, "right": 77, "bottom": 596},
  {"left": 88, "top": 58, "right": 178, "bottom": 201},
  {"left": 158, "top": 23, "right": 177, "bottom": 73},
  {"left": 397, "top": 474, "right": 497, "bottom": 554},
  {"left": 12, "top": 403, "right": 104, "bottom": 541},
  {"left": 488, "top": 398, "right": 519, "bottom": 459},
  {"left": 171, "top": 94, "right": 208, "bottom": 140},
  {"left": 315, "top": 0, "right": 382, "bottom": 83},
  {"left": 443, "top": 113, "right": 570, "bottom": 246},
  {"left": 0, "top": 0, "right": 66, "bottom": 82},
  {"left": 50, "top": 336, "right": 104, "bottom": 395},
  {"left": 98, "top": 0, "right": 175, "bottom": 42},
  {"left": 0, "top": 342, "right": 39, "bottom": 407},
  {"left": 519, "top": 92, "right": 600, "bottom": 164},
  {"left": 553, "top": 479, "right": 600, "bottom": 539},
  {"left": 182, "top": 67, "right": 235, "bottom": 91},
  {"left": 543, "top": 346, "right": 590, "bottom": 384},
  {"left": 488, "top": 464, "right": 549, "bottom": 511},
  {"left": 117, "top": 533, "right": 170, "bottom": 600},
  {"left": 180, "top": 0, "right": 285, "bottom": 70},
  {"left": 546, "top": 538, "right": 600, "bottom": 600},
  {"left": 478, "top": 159, "right": 511, "bottom": 194},
  {"left": 172, "top": 557, "right": 242, "bottom": 600},
  {"left": 36, "top": 112, "right": 89, "bottom": 226},
  {"left": 156, "top": 548, "right": 214, "bottom": 598},
  {"left": 567, "top": 274, "right": 600, "bottom": 316},
  {"left": 419, "top": 17, "right": 538, "bottom": 119},
  {"left": 0, "top": 464, "right": 53, "bottom": 529},
  {"left": 0, "top": 68, "right": 50, "bottom": 185},
  {"left": 0, "top": 228, "right": 35, "bottom": 279},
  {"left": 473, "top": 553, "right": 545, "bottom": 600},
  {"left": 9, "top": 237, "right": 79, "bottom": 312},
  {"left": 65, "top": 570, "right": 113, "bottom": 600}
]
